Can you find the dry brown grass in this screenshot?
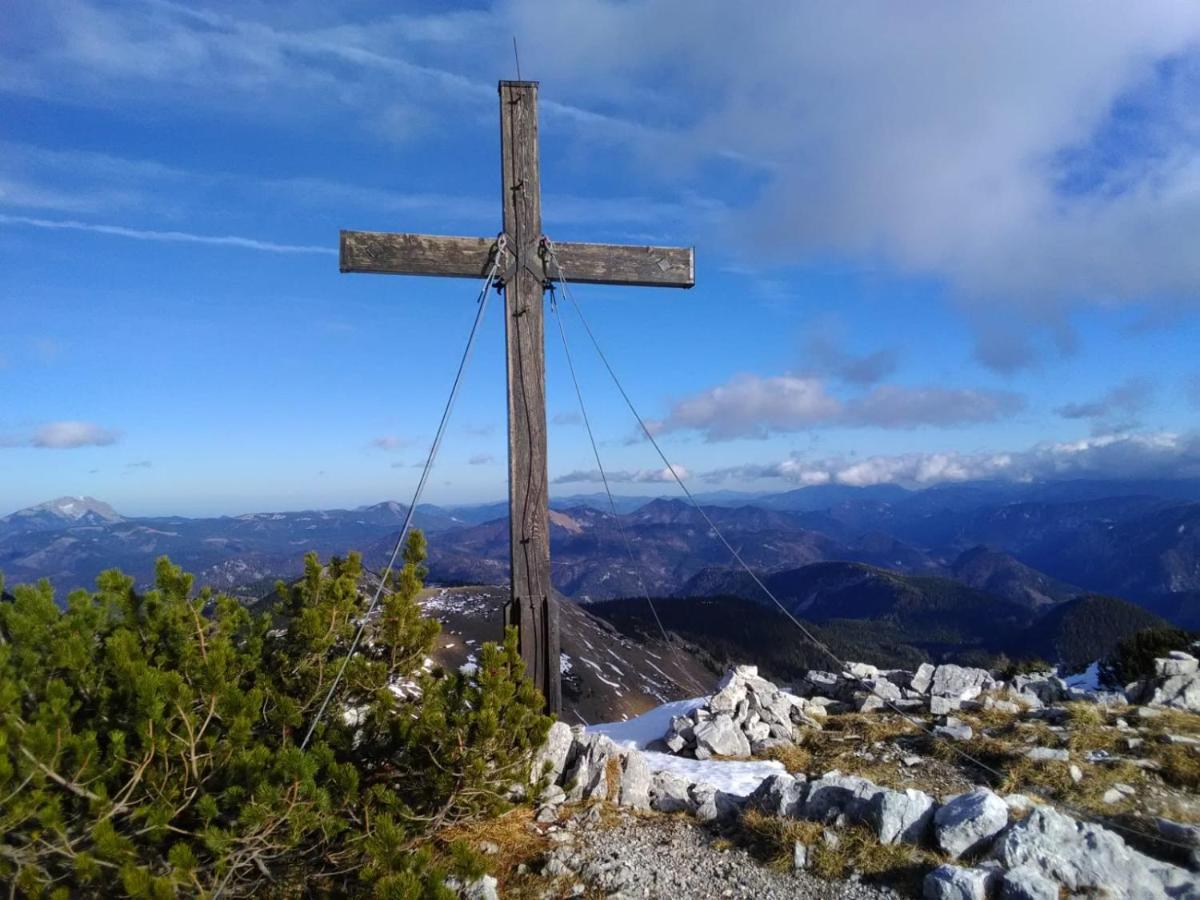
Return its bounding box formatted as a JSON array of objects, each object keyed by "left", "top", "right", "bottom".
[
  {"left": 959, "top": 701, "right": 1022, "bottom": 730},
  {"left": 738, "top": 808, "right": 825, "bottom": 869},
  {"left": 1066, "top": 724, "right": 1122, "bottom": 754},
  {"left": 437, "top": 807, "right": 551, "bottom": 895},
  {"left": 1140, "top": 709, "right": 1200, "bottom": 738},
  {"left": 1157, "top": 744, "right": 1200, "bottom": 790},
  {"left": 738, "top": 810, "right": 941, "bottom": 892},
  {"left": 761, "top": 742, "right": 813, "bottom": 775},
  {"left": 823, "top": 713, "right": 920, "bottom": 745},
  {"left": 1065, "top": 702, "right": 1105, "bottom": 728},
  {"left": 604, "top": 756, "right": 622, "bottom": 803}
]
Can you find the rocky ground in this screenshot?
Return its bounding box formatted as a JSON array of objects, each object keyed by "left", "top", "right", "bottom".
[
  {"left": 482, "top": 653, "right": 1200, "bottom": 899},
  {"left": 545, "top": 810, "right": 904, "bottom": 900}
]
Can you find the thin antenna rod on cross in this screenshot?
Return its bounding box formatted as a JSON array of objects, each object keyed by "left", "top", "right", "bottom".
[{"left": 512, "top": 37, "right": 522, "bottom": 81}]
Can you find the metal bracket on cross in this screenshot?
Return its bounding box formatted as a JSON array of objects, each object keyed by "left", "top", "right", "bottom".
[{"left": 494, "top": 233, "right": 545, "bottom": 287}]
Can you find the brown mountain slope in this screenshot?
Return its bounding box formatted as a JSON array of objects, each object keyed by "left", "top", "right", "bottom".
[{"left": 418, "top": 586, "right": 712, "bottom": 725}]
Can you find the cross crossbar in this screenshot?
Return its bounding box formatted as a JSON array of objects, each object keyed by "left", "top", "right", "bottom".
[{"left": 340, "top": 230, "right": 694, "bottom": 288}]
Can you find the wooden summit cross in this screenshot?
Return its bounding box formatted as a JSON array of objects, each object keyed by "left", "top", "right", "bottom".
[{"left": 339, "top": 81, "right": 694, "bottom": 713}]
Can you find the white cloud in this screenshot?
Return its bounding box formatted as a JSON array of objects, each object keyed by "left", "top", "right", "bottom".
[
  {"left": 13, "top": 420, "right": 122, "bottom": 449},
  {"left": 651, "top": 373, "right": 1024, "bottom": 440},
  {"left": 651, "top": 374, "right": 841, "bottom": 441},
  {"left": 504, "top": 1, "right": 1200, "bottom": 365},
  {"left": 553, "top": 465, "right": 688, "bottom": 484},
  {"left": 468, "top": 453, "right": 494, "bottom": 465},
  {"left": 703, "top": 431, "right": 1200, "bottom": 488}
]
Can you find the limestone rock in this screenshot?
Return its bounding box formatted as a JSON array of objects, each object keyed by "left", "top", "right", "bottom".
[
  {"left": 531, "top": 721, "right": 574, "bottom": 786},
  {"left": 648, "top": 770, "right": 694, "bottom": 814},
  {"left": 745, "top": 772, "right": 807, "bottom": 819},
  {"left": 1025, "top": 747, "right": 1069, "bottom": 762},
  {"left": 458, "top": 874, "right": 499, "bottom": 900},
  {"left": 563, "top": 733, "right": 618, "bottom": 802},
  {"left": 930, "top": 665, "right": 994, "bottom": 702},
  {"left": 1156, "top": 654, "right": 1199, "bottom": 679},
  {"left": 934, "top": 787, "right": 1009, "bottom": 859},
  {"left": 923, "top": 864, "right": 997, "bottom": 900},
  {"left": 802, "top": 772, "right": 881, "bottom": 826},
  {"left": 870, "top": 786, "right": 936, "bottom": 845},
  {"left": 693, "top": 714, "right": 751, "bottom": 759},
  {"left": 616, "top": 751, "right": 651, "bottom": 810},
  {"left": 992, "top": 805, "right": 1192, "bottom": 900},
  {"left": 690, "top": 782, "right": 743, "bottom": 822},
  {"left": 935, "top": 718, "right": 973, "bottom": 742},
  {"left": 1000, "top": 866, "right": 1058, "bottom": 900},
  {"left": 1151, "top": 673, "right": 1200, "bottom": 713},
  {"left": 1010, "top": 673, "right": 1067, "bottom": 705},
  {"left": 930, "top": 695, "right": 964, "bottom": 716},
  {"left": 792, "top": 840, "right": 809, "bottom": 871},
  {"left": 911, "top": 662, "right": 936, "bottom": 694}
]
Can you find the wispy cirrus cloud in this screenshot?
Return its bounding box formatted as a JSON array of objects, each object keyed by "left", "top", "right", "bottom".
[
  {"left": 0, "top": 420, "right": 121, "bottom": 449},
  {"left": 0, "top": 213, "right": 336, "bottom": 255},
  {"left": 649, "top": 372, "right": 1024, "bottom": 441}
]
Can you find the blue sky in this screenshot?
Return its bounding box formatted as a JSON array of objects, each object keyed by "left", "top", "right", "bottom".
[{"left": 2, "top": 1, "right": 1200, "bottom": 516}]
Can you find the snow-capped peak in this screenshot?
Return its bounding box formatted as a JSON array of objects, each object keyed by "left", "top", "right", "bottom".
[{"left": 6, "top": 496, "right": 123, "bottom": 524}]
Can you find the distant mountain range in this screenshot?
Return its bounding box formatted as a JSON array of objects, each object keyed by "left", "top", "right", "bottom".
[{"left": 3, "top": 478, "right": 1199, "bottom": 635}]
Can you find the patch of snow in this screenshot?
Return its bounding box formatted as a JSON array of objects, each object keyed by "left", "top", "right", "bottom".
[
  {"left": 560, "top": 653, "right": 574, "bottom": 675},
  {"left": 1064, "top": 661, "right": 1102, "bottom": 691},
  {"left": 579, "top": 657, "right": 622, "bottom": 691},
  {"left": 589, "top": 697, "right": 706, "bottom": 750},
  {"left": 641, "top": 752, "right": 785, "bottom": 799}
]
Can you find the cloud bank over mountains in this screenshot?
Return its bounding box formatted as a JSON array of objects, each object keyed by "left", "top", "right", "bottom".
[{"left": 701, "top": 431, "right": 1200, "bottom": 488}]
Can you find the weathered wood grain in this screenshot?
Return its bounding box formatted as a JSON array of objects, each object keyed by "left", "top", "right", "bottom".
[
  {"left": 342, "top": 230, "right": 693, "bottom": 289},
  {"left": 339, "top": 231, "right": 496, "bottom": 278},
  {"left": 500, "top": 80, "right": 560, "bottom": 715},
  {"left": 548, "top": 241, "right": 694, "bottom": 288}
]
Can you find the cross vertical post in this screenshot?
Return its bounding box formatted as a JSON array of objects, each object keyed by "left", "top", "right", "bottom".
[
  {"left": 499, "top": 80, "right": 559, "bottom": 714},
  {"left": 338, "top": 80, "right": 693, "bottom": 717}
]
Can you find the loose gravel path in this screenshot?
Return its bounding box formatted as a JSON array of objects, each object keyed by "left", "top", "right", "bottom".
[{"left": 544, "top": 812, "right": 911, "bottom": 900}]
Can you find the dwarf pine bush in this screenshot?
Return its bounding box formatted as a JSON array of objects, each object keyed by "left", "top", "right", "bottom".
[{"left": 0, "top": 531, "right": 550, "bottom": 897}]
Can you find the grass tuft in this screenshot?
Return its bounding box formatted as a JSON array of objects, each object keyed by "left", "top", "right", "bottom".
[
  {"left": 737, "top": 811, "right": 941, "bottom": 893},
  {"left": 1158, "top": 744, "right": 1200, "bottom": 790},
  {"left": 437, "top": 807, "right": 550, "bottom": 895},
  {"left": 762, "top": 742, "right": 812, "bottom": 775}
]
